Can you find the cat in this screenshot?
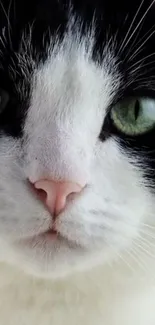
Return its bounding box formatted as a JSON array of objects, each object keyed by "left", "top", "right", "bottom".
[{"left": 0, "top": 0, "right": 155, "bottom": 324}]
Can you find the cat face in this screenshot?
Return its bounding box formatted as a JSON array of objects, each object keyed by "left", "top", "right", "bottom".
[{"left": 0, "top": 0, "right": 154, "bottom": 278}]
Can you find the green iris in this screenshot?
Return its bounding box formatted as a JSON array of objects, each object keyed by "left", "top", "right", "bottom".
[{"left": 111, "top": 98, "right": 155, "bottom": 135}]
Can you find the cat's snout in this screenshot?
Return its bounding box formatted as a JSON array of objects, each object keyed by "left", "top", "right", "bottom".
[{"left": 31, "top": 179, "right": 83, "bottom": 216}]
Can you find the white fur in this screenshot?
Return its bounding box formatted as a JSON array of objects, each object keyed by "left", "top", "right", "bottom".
[
  {"left": 1, "top": 256, "right": 155, "bottom": 325},
  {"left": 0, "top": 25, "right": 155, "bottom": 324}
]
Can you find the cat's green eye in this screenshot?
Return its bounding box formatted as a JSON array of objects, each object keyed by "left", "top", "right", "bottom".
[{"left": 111, "top": 98, "right": 155, "bottom": 135}]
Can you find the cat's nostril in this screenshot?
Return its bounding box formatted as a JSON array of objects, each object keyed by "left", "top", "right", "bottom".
[
  {"left": 36, "top": 188, "right": 47, "bottom": 202},
  {"left": 28, "top": 180, "right": 46, "bottom": 201},
  {"left": 29, "top": 179, "right": 84, "bottom": 216},
  {"left": 66, "top": 192, "right": 78, "bottom": 203}
]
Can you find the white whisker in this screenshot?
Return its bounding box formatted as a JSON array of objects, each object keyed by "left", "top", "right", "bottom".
[
  {"left": 130, "top": 246, "right": 155, "bottom": 279},
  {"left": 118, "top": 0, "right": 145, "bottom": 55},
  {"left": 119, "top": 0, "right": 155, "bottom": 56},
  {"left": 0, "top": 0, "right": 13, "bottom": 48},
  {"left": 104, "top": 239, "right": 135, "bottom": 273},
  {"left": 128, "top": 29, "right": 155, "bottom": 62},
  {"left": 139, "top": 229, "right": 155, "bottom": 240},
  {"left": 133, "top": 238, "right": 155, "bottom": 259},
  {"left": 137, "top": 234, "right": 155, "bottom": 248},
  {"left": 127, "top": 52, "right": 155, "bottom": 71},
  {"left": 125, "top": 23, "right": 155, "bottom": 61},
  {"left": 140, "top": 222, "right": 155, "bottom": 229}
]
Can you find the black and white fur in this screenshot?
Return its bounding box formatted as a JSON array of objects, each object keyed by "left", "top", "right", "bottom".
[{"left": 0, "top": 0, "right": 155, "bottom": 324}]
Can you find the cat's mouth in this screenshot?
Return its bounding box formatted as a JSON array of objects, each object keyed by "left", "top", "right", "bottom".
[
  {"left": 20, "top": 228, "right": 73, "bottom": 251},
  {"left": 29, "top": 225, "right": 75, "bottom": 245},
  {"left": 43, "top": 228, "right": 59, "bottom": 239}
]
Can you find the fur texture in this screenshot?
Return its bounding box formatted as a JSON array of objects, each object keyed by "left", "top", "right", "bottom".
[{"left": 0, "top": 0, "right": 155, "bottom": 324}]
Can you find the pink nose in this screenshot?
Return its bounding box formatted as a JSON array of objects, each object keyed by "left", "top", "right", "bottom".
[{"left": 33, "top": 180, "right": 83, "bottom": 216}]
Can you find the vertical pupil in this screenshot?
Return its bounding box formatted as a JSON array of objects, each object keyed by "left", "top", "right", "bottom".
[{"left": 134, "top": 100, "right": 140, "bottom": 120}]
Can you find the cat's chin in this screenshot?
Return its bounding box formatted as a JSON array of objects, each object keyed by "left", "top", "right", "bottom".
[
  {"left": 10, "top": 230, "right": 87, "bottom": 278},
  {"left": 8, "top": 230, "right": 105, "bottom": 280},
  {"left": 3, "top": 225, "right": 122, "bottom": 279},
  {"left": 2, "top": 229, "right": 118, "bottom": 280}
]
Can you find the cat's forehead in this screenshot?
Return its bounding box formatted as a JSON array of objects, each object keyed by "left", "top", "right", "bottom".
[
  {"left": 25, "top": 35, "right": 118, "bottom": 139},
  {"left": 0, "top": 0, "right": 154, "bottom": 138}
]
